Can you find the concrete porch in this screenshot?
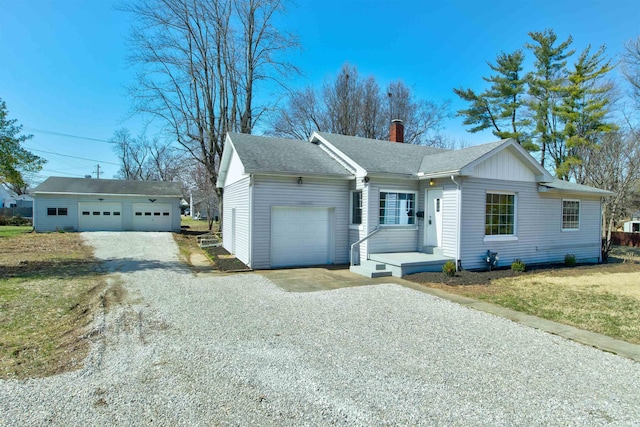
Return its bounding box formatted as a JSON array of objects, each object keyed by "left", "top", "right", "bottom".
[{"left": 350, "top": 250, "right": 454, "bottom": 278}]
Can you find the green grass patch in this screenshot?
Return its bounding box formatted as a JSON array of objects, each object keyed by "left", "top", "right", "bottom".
[{"left": 0, "top": 225, "right": 32, "bottom": 237}]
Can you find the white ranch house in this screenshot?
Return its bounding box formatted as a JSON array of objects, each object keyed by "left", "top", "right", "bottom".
[
  {"left": 33, "top": 177, "right": 182, "bottom": 232},
  {"left": 217, "top": 124, "right": 612, "bottom": 277}
]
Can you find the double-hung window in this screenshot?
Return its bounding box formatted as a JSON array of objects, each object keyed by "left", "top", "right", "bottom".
[
  {"left": 485, "top": 192, "right": 515, "bottom": 236},
  {"left": 562, "top": 199, "right": 580, "bottom": 230},
  {"left": 351, "top": 191, "right": 362, "bottom": 225},
  {"left": 379, "top": 191, "right": 416, "bottom": 225}
]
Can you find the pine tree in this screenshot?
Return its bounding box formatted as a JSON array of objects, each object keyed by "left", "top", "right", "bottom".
[
  {"left": 454, "top": 50, "right": 532, "bottom": 147},
  {"left": 525, "top": 29, "right": 574, "bottom": 168}
]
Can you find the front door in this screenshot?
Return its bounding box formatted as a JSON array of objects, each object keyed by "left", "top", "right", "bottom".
[{"left": 425, "top": 189, "right": 443, "bottom": 247}]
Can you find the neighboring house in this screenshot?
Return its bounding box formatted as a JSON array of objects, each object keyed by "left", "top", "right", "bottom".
[
  {"left": 32, "top": 177, "right": 182, "bottom": 232},
  {"left": 216, "top": 122, "right": 613, "bottom": 277},
  {"left": 0, "top": 186, "right": 33, "bottom": 217}
]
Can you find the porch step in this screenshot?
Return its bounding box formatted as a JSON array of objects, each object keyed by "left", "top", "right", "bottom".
[{"left": 349, "top": 265, "right": 393, "bottom": 278}]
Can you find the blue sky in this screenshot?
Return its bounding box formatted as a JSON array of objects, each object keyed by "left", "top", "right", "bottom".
[{"left": 1, "top": 0, "right": 639, "bottom": 183}]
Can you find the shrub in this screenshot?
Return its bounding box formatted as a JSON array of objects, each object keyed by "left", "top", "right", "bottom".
[
  {"left": 0, "top": 216, "right": 8, "bottom": 226},
  {"left": 8, "top": 215, "right": 31, "bottom": 226},
  {"left": 511, "top": 259, "right": 526, "bottom": 273},
  {"left": 442, "top": 260, "right": 456, "bottom": 277},
  {"left": 564, "top": 253, "right": 576, "bottom": 267}
]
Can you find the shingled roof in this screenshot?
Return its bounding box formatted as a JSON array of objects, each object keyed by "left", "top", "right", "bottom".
[
  {"left": 314, "top": 132, "right": 448, "bottom": 175},
  {"left": 33, "top": 177, "right": 182, "bottom": 197},
  {"left": 228, "top": 132, "right": 352, "bottom": 176}
]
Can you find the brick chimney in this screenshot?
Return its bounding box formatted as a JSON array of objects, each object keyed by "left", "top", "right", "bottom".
[{"left": 390, "top": 119, "right": 404, "bottom": 143}]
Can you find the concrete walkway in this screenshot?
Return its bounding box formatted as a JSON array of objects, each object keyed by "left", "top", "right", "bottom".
[{"left": 260, "top": 266, "right": 640, "bottom": 362}]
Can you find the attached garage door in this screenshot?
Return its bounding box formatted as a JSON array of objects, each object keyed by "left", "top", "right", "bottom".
[
  {"left": 132, "top": 203, "right": 173, "bottom": 231},
  {"left": 78, "top": 202, "right": 123, "bottom": 231},
  {"left": 270, "top": 207, "right": 332, "bottom": 267}
]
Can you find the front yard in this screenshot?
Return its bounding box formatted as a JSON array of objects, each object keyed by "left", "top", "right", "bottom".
[
  {"left": 0, "top": 228, "right": 112, "bottom": 379},
  {"left": 407, "top": 246, "right": 640, "bottom": 344}
]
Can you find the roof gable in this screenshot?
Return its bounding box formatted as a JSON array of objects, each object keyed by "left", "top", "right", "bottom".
[
  {"left": 33, "top": 177, "right": 182, "bottom": 197},
  {"left": 225, "top": 133, "right": 352, "bottom": 178},
  {"left": 313, "top": 132, "right": 448, "bottom": 176}
]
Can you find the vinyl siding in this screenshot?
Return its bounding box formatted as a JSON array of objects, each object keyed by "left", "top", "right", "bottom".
[
  {"left": 222, "top": 177, "right": 251, "bottom": 266},
  {"left": 251, "top": 175, "right": 350, "bottom": 269},
  {"left": 471, "top": 147, "right": 536, "bottom": 181},
  {"left": 459, "top": 178, "right": 602, "bottom": 270},
  {"left": 34, "top": 194, "right": 181, "bottom": 232},
  {"left": 365, "top": 178, "right": 420, "bottom": 254}
]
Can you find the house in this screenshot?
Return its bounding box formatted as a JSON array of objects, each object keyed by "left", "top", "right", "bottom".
[
  {"left": 32, "top": 177, "right": 182, "bottom": 232},
  {"left": 216, "top": 122, "right": 613, "bottom": 277},
  {"left": 0, "top": 186, "right": 33, "bottom": 217}
]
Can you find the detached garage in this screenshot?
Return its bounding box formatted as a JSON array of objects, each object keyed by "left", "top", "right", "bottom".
[{"left": 33, "top": 177, "right": 182, "bottom": 232}]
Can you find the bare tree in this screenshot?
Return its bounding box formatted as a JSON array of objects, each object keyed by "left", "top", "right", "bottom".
[
  {"left": 622, "top": 36, "right": 640, "bottom": 105},
  {"left": 270, "top": 63, "right": 450, "bottom": 145},
  {"left": 119, "top": 0, "right": 297, "bottom": 230},
  {"left": 110, "top": 128, "right": 149, "bottom": 180},
  {"left": 583, "top": 129, "right": 640, "bottom": 260}
]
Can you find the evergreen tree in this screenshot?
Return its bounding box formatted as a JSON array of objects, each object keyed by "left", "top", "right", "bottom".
[
  {"left": 0, "top": 98, "right": 45, "bottom": 189},
  {"left": 454, "top": 50, "right": 532, "bottom": 148},
  {"left": 525, "top": 29, "right": 574, "bottom": 168},
  {"left": 555, "top": 45, "right": 616, "bottom": 181}
]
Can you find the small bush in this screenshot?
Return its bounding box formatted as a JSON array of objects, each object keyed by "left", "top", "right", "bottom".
[
  {"left": 0, "top": 216, "right": 8, "bottom": 226},
  {"left": 511, "top": 259, "right": 526, "bottom": 273},
  {"left": 8, "top": 215, "right": 31, "bottom": 226},
  {"left": 564, "top": 253, "right": 576, "bottom": 267},
  {"left": 442, "top": 260, "right": 456, "bottom": 277}
]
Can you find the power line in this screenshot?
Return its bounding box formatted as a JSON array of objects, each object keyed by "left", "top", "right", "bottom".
[
  {"left": 27, "top": 148, "right": 120, "bottom": 166},
  {"left": 25, "top": 127, "right": 112, "bottom": 143},
  {"left": 37, "top": 170, "right": 88, "bottom": 178}
]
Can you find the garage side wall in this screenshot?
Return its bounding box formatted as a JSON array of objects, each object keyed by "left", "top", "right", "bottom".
[
  {"left": 222, "top": 177, "right": 251, "bottom": 266},
  {"left": 34, "top": 195, "right": 79, "bottom": 232},
  {"left": 251, "top": 176, "right": 350, "bottom": 269},
  {"left": 460, "top": 178, "right": 602, "bottom": 270}
]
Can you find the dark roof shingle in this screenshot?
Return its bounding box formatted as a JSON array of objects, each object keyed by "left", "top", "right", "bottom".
[{"left": 33, "top": 177, "right": 182, "bottom": 197}]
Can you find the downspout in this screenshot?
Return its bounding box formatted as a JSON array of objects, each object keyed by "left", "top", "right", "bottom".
[
  {"left": 248, "top": 175, "right": 254, "bottom": 268},
  {"left": 451, "top": 175, "right": 462, "bottom": 271}
]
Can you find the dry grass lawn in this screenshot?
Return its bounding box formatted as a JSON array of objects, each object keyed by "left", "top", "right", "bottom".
[
  {"left": 0, "top": 228, "right": 115, "bottom": 379},
  {"left": 414, "top": 247, "right": 640, "bottom": 344}
]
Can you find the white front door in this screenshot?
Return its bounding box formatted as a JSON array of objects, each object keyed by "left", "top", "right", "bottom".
[{"left": 425, "top": 189, "right": 443, "bottom": 247}]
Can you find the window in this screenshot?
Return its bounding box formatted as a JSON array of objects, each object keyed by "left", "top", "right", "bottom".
[
  {"left": 114, "top": 212, "right": 121, "bottom": 216},
  {"left": 562, "top": 200, "right": 580, "bottom": 230},
  {"left": 103, "top": 212, "right": 111, "bottom": 216},
  {"left": 162, "top": 212, "right": 170, "bottom": 216},
  {"left": 154, "top": 212, "right": 161, "bottom": 216},
  {"left": 47, "top": 208, "right": 67, "bottom": 216},
  {"left": 379, "top": 191, "right": 416, "bottom": 225},
  {"left": 485, "top": 193, "right": 515, "bottom": 236},
  {"left": 351, "top": 191, "right": 362, "bottom": 225},
  {"left": 135, "top": 212, "right": 142, "bottom": 216},
  {"left": 82, "top": 211, "right": 90, "bottom": 216},
  {"left": 93, "top": 211, "right": 100, "bottom": 216}
]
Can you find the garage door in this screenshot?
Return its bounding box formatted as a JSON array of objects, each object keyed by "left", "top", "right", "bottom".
[
  {"left": 271, "top": 207, "right": 332, "bottom": 267},
  {"left": 78, "top": 202, "right": 123, "bottom": 231},
  {"left": 132, "top": 203, "right": 173, "bottom": 231}
]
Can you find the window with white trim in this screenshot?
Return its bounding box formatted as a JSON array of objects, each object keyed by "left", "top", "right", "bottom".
[
  {"left": 485, "top": 192, "right": 515, "bottom": 236},
  {"left": 47, "top": 207, "right": 68, "bottom": 216},
  {"left": 379, "top": 191, "right": 416, "bottom": 225},
  {"left": 562, "top": 199, "right": 580, "bottom": 230},
  {"left": 351, "top": 191, "right": 362, "bottom": 225}
]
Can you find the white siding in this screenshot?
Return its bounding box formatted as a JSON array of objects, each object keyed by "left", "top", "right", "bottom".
[
  {"left": 222, "top": 177, "right": 251, "bottom": 266},
  {"left": 224, "top": 148, "right": 247, "bottom": 187},
  {"left": 472, "top": 147, "right": 536, "bottom": 182},
  {"left": 459, "top": 178, "right": 602, "bottom": 270},
  {"left": 365, "top": 178, "right": 420, "bottom": 254},
  {"left": 34, "top": 195, "right": 181, "bottom": 232},
  {"left": 252, "top": 175, "right": 350, "bottom": 269}
]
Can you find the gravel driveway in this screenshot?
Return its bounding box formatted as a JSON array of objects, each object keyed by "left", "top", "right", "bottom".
[{"left": 1, "top": 232, "right": 639, "bottom": 426}]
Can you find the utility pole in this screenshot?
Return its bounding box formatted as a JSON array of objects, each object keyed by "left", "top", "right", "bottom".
[{"left": 95, "top": 164, "right": 101, "bottom": 179}]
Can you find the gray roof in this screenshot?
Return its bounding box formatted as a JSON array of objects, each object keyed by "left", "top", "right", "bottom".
[
  {"left": 539, "top": 179, "right": 614, "bottom": 196},
  {"left": 315, "top": 132, "right": 448, "bottom": 175},
  {"left": 229, "top": 132, "right": 351, "bottom": 176},
  {"left": 418, "top": 140, "right": 507, "bottom": 175},
  {"left": 33, "top": 177, "right": 183, "bottom": 197}
]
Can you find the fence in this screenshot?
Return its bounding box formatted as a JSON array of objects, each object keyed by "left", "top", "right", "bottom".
[
  {"left": 611, "top": 231, "right": 640, "bottom": 247},
  {"left": 0, "top": 207, "right": 32, "bottom": 218}
]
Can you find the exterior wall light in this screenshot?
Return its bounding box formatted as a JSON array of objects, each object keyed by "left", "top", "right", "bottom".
[{"left": 298, "top": 177, "right": 303, "bottom": 185}]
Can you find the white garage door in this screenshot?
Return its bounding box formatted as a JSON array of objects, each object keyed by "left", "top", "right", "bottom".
[
  {"left": 132, "top": 203, "right": 173, "bottom": 231},
  {"left": 78, "top": 202, "right": 123, "bottom": 231},
  {"left": 271, "top": 207, "right": 332, "bottom": 267}
]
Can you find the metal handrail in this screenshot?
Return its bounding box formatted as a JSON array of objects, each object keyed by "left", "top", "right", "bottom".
[{"left": 350, "top": 226, "right": 381, "bottom": 266}]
